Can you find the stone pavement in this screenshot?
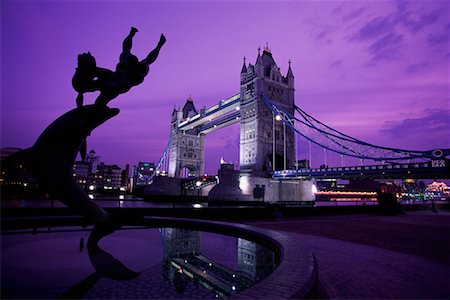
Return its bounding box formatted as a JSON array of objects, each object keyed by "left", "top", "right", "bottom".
[{"left": 246, "top": 211, "right": 450, "bottom": 299}]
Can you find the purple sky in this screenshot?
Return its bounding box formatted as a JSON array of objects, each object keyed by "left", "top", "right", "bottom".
[{"left": 1, "top": 0, "right": 449, "bottom": 172}]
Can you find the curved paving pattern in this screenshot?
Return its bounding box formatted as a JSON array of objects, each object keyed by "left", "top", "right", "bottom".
[{"left": 248, "top": 211, "right": 450, "bottom": 299}]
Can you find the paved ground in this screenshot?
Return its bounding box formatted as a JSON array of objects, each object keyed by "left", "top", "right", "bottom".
[{"left": 245, "top": 210, "right": 450, "bottom": 299}]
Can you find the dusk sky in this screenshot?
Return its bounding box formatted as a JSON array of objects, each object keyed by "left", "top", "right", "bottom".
[{"left": 1, "top": 0, "right": 449, "bottom": 173}]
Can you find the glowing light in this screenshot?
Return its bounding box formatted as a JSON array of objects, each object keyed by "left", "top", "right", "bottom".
[
  {"left": 427, "top": 181, "right": 447, "bottom": 191},
  {"left": 119, "top": 195, "right": 125, "bottom": 200},
  {"left": 315, "top": 191, "right": 377, "bottom": 196},
  {"left": 311, "top": 184, "right": 318, "bottom": 194},
  {"left": 220, "top": 157, "right": 225, "bottom": 164},
  {"left": 192, "top": 203, "right": 203, "bottom": 208},
  {"left": 119, "top": 187, "right": 126, "bottom": 192},
  {"left": 88, "top": 194, "right": 94, "bottom": 199},
  {"left": 239, "top": 175, "right": 251, "bottom": 194},
  {"left": 208, "top": 262, "right": 212, "bottom": 267},
  {"left": 231, "top": 286, "right": 236, "bottom": 291},
  {"left": 236, "top": 106, "right": 240, "bottom": 111},
  {"left": 196, "top": 181, "right": 202, "bottom": 187},
  {"left": 275, "top": 115, "right": 282, "bottom": 121},
  {"left": 89, "top": 185, "right": 95, "bottom": 191}
]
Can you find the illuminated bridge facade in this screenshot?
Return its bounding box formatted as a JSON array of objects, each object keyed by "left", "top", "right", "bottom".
[{"left": 154, "top": 47, "right": 449, "bottom": 183}]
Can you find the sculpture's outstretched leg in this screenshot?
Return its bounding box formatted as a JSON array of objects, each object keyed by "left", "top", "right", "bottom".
[
  {"left": 143, "top": 34, "right": 166, "bottom": 65},
  {"left": 121, "top": 27, "right": 138, "bottom": 57}
]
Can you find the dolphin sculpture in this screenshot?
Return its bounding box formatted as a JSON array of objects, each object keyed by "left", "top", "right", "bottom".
[
  {"left": 4, "top": 28, "right": 164, "bottom": 227},
  {"left": 5, "top": 105, "right": 119, "bottom": 224}
]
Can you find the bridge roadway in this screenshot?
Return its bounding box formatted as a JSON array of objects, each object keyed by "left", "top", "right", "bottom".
[
  {"left": 178, "top": 94, "right": 240, "bottom": 134},
  {"left": 273, "top": 159, "right": 450, "bottom": 180}
]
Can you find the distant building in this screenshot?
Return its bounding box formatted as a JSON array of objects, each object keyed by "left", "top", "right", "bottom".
[
  {"left": 97, "top": 162, "right": 122, "bottom": 191},
  {"left": 121, "top": 164, "right": 130, "bottom": 190},
  {"left": 0, "top": 147, "right": 34, "bottom": 188},
  {"left": 133, "top": 162, "right": 155, "bottom": 186},
  {"left": 72, "top": 161, "right": 89, "bottom": 190},
  {"left": 85, "top": 149, "right": 101, "bottom": 174},
  {"left": 71, "top": 149, "right": 123, "bottom": 192}
]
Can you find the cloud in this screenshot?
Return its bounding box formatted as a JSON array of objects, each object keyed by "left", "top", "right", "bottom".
[
  {"left": 329, "top": 59, "right": 343, "bottom": 69},
  {"left": 405, "top": 62, "right": 429, "bottom": 74},
  {"left": 313, "top": 24, "right": 336, "bottom": 45},
  {"left": 427, "top": 23, "right": 450, "bottom": 49},
  {"left": 349, "top": 2, "right": 447, "bottom": 65},
  {"left": 400, "top": 9, "right": 441, "bottom": 34},
  {"left": 380, "top": 108, "right": 450, "bottom": 148},
  {"left": 352, "top": 15, "right": 396, "bottom": 41},
  {"left": 368, "top": 33, "right": 404, "bottom": 63},
  {"left": 342, "top": 7, "right": 365, "bottom": 22}
]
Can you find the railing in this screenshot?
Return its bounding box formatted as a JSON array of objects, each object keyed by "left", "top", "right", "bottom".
[
  {"left": 178, "top": 94, "right": 240, "bottom": 130},
  {"left": 273, "top": 159, "right": 449, "bottom": 179}
]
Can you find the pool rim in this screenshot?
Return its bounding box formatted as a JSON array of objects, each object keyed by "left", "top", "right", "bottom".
[{"left": 1, "top": 216, "right": 318, "bottom": 299}]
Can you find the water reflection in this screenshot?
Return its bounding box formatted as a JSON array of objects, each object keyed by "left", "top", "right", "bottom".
[
  {"left": 3, "top": 227, "right": 276, "bottom": 299},
  {"left": 161, "top": 228, "right": 275, "bottom": 298},
  {"left": 59, "top": 228, "right": 140, "bottom": 299}
]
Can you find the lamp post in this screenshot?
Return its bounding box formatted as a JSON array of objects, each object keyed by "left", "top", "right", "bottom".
[
  {"left": 272, "top": 111, "right": 276, "bottom": 171},
  {"left": 274, "top": 113, "right": 283, "bottom": 170},
  {"left": 283, "top": 120, "right": 286, "bottom": 170}
]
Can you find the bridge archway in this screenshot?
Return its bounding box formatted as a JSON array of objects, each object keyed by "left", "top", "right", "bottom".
[
  {"left": 266, "top": 153, "right": 289, "bottom": 171},
  {"left": 179, "top": 165, "right": 197, "bottom": 178}
]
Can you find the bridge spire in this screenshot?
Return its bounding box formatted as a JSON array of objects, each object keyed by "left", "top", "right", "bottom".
[
  {"left": 240, "top": 56, "right": 247, "bottom": 74},
  {"left": 287, "top": 59, "right": 294, "bottom": 79},
  {"left": 264, "top": 42, "right": 271, "bottom": 53}
]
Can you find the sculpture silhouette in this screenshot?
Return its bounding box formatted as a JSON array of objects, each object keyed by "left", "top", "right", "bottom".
[
  {"left": 58, "top": 228, "right": 140, "bottom": 299},
  {"left": 5, "top": 28, "right": 165, "bottom": 228},
  {"left": 5, "top": 105, "right": 119, "bottom": 224},
  {"left": 73, "top": 27, "right": 166, "bottom": 107}
]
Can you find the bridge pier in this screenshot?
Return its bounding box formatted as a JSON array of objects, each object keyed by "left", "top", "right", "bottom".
[
  {"left": 238, "top": 173, "right": 315, "bottom": 203},
  {"left": 208, "top": 163, "right": 315, "bottom": 202}
]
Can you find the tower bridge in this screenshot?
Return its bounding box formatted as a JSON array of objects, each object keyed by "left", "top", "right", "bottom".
[{"left": 148, "top": 46, "right": 450, "bottom": 201}]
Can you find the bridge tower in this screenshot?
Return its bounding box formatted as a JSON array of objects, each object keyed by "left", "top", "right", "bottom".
[
  {"left": 168, "top": 97, "right": 205, "bottom": 177},
  {"left": 239, "top": 46, "right": 295, "bottom": 174}
]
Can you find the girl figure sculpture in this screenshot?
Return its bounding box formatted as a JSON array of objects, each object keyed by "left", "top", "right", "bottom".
[{"left": 73, "top": 27, "right": 166, "bottom": 108}]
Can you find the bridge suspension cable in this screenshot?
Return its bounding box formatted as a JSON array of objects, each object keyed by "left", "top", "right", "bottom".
[
  {"left": 262, "top": 95, "right": 449, "bottom": 162},
  {"left": 153, "top": 139, "right": 170, "bottom": 177}
]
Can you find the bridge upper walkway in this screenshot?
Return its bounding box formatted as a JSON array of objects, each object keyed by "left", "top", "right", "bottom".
[{"left": 178, "top": 94, "right": 240, "bottom": 134}]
